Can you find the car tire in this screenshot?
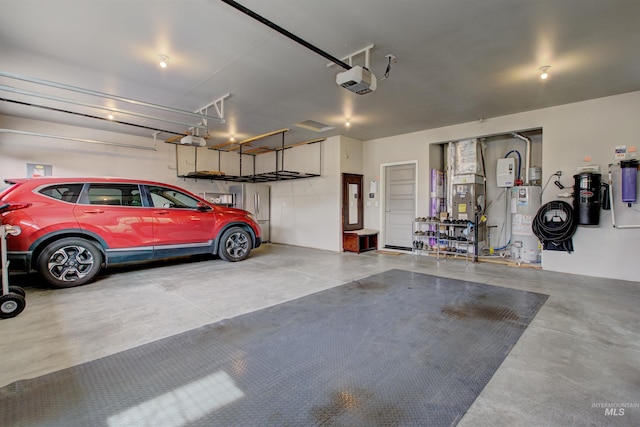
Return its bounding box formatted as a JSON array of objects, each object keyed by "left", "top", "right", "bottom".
[
  {"left": 218, "top": 227, "right": 252, "bottom": 262},
  {"left": 37, "top": 238, "right": 103, "bottom": 288}
]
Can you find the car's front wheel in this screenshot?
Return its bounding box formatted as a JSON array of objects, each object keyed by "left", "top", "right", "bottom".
[
  {"left": 218, "top": 227, "right": 252, "bottom": 262},
  {"left": 37, "top": 238, "right": 103, "bottom": 288}
]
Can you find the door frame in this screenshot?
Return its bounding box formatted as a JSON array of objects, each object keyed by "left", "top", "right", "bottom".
[{"left": 379, "top": 160, "right": 418, "bottom": 250}]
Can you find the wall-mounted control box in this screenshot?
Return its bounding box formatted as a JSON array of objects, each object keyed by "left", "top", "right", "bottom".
[{"left": 497, "top": 158, "right": 516, "bottom": 188}]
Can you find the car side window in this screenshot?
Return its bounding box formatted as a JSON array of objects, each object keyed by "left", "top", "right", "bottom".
[
  {"left": 38, "top": 184, "right": 84, "bottom": 203},
  {"left": 82, "top": 184, "right": 142, "bottom": 207},
  {"left": 147, "top": 185, "right": 199, "bottom": 209}
]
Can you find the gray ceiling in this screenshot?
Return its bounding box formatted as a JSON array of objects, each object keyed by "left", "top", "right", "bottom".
[{"left": 1, "top": 0, "right": 639, "bottom": 149}]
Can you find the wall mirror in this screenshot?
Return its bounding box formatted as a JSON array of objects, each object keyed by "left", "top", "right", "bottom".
[{"left": 342, "top": 173, "right": 363, "bottom": 231}]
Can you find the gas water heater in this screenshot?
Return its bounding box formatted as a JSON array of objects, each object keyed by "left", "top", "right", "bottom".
[{"left": 510, "top": 185, "right": 542, "bottom": 263}]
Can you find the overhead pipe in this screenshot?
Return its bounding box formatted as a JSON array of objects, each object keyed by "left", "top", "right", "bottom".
[
  {"left": 0, "top": 70, "right": 224, "bottom": 123},
  {"left": 0, "top": 129, "right": 157, "bottom": 151},
  {"left": 512, "top": 132, "right": 531, "bottom": 185}
]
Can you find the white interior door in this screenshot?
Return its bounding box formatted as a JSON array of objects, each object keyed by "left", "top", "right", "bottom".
[{"left": 384, "top": 163, "right": 416, "bottom": 249}]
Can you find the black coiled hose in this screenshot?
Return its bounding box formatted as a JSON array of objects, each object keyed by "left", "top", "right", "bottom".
[{"left": 532, "top": 200, "right": 577, "bottom": 253}]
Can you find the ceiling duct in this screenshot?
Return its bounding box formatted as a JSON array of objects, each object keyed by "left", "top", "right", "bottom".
[{"left": 294, "top": 120, "right": 335, "bottom": 132}]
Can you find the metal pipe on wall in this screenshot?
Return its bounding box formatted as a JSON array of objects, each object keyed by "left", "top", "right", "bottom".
[{"left": 512, "top": 132, "right": 531, "bottom": 184}]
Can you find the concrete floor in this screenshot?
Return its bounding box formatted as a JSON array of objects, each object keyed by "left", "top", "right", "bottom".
[{"left": 1, "top": 243, "right": 639, "bottom": 426}]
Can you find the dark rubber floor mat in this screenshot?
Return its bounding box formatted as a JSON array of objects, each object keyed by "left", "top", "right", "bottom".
[{"left": 0, "top": 269, "right": 548, "bottom": 426}]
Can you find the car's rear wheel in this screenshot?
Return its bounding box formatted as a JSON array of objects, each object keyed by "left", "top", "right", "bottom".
[
  {"left": 37, "top": 238, "right": 102, "bottom": 288},
  {"left": 218, "top": 227, "right": 252, "bottom": 262}
]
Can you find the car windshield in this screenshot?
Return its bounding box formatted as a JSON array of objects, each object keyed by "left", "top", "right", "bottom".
[{"left": 147, "top": 185, "right": 200, "bottom": 209}]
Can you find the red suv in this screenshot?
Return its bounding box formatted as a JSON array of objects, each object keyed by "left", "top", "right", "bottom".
[{"left": 0, "top": 177, "right": 262, "bottom": 288}]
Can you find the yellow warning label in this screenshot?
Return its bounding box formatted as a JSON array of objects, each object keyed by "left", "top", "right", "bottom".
[{"left": 458, "top": 204, "right": 467, "bottom": 213}]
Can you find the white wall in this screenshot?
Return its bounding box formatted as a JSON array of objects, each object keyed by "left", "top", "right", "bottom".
[
  {"left": 364, "top": 90, "right": 640, "bottom": 281},
  {"left": 269, "top": 136, "right": 341, "bottom": 251},
  {"left": 340, "top": 136, "right": 364, "bottom": 174},
  {"left": 269, "top": 135, "right": 364, "bottom": 251}
]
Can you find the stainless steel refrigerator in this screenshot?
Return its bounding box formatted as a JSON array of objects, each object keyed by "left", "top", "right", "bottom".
[{"left": 229, "top": 184, "right": 270, "bottom": 242}]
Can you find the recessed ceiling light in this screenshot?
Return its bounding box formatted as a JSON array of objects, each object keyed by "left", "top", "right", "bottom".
[
  {"left": 107, "top": 113, "right": 114, "bottom": 120},
  {"left": 539, "top": 65, "right": 550, "bottom": 80},
  {"left": 158, "top": 54, "right": 169, "bottom": 68}
]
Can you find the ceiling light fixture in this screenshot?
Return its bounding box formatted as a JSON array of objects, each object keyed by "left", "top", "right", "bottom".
[
  {"left": 345, "top": 119, "right": 351, "bottom": 128},
  {"left": 107, "top": 113, "right": 115, "bottom": 120},
  {"left": 539, "top": 65, "right": 550, "bottom": 80},
  {"left": 230, "top": 135, "right": 236, "bottom": 142},
  {"left": 158, "top": 55, "right": 169, "bottom": 69}
]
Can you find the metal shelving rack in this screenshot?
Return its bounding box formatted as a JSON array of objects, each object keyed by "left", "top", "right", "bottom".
[
  {"left": 168, "top": 128, "right": 324, "bottom": 183},
  {"left": 412, "top": 219, "right": 474, "bottom": 264}
]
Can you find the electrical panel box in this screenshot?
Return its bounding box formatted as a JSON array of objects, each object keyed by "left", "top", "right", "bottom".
[{"left": 497, "top": 158, "right": 516, "bottom": 187}]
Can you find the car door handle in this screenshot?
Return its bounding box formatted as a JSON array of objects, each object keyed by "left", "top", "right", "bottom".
[
  {"left": 82, "top": 209, "right": 105, "bottom": 214},
  {"left": 154, "top": 210, "right": 170, "bottom": 215}
]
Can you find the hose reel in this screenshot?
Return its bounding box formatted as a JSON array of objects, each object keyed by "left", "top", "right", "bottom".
[{"left": 532, "top": 200, "right": 577, "bottom": 253}]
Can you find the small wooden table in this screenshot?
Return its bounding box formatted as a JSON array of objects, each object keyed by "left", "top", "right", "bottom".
[{"left": 343, "top": 229, "right": 379, "bottom": 253}]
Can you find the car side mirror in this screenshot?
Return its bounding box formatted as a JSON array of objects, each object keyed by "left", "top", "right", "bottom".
[{"left": 196, "top": 202, "right": 212, "bottom": 212}]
